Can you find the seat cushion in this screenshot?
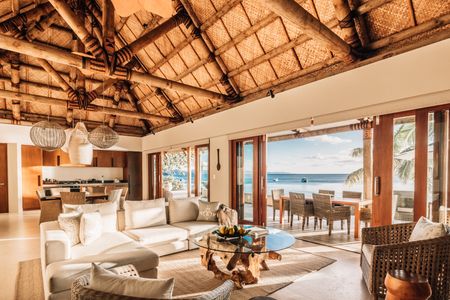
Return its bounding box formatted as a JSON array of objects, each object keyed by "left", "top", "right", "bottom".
[
  {"left": 124, "top": 199, "right": 166, "bottom": 230},
  {"left": 124, "top": 225, "right": 188, "bottom": 247},
  {"left": 171, "top": 221, "right": 217, "bottom": 239},
  {"left": 46, "top": 234, "right": 158, "bottom": 294},
  {"left": 168, "top": 197, "right": 199, "bottom": 224},
  {"left": 362, "top": 244, "right": 375, "bottom": 267}
]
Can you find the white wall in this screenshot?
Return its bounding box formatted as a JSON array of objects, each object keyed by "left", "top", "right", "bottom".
[
  {"left": 141, "top": 38, "right": 450, "bottom": 205},
  {"left": 209, "top": 136, "right": 230, "bottom": 204},
  {"left": 7, "top": 144, "right": 22, "bottom": 213},
  {"left": 42, "top": 167, "right": 123, "bottom": 181}
]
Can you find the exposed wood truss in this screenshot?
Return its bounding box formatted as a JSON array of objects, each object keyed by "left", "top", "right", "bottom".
[{"left": 0, "top": 0, "right": 447, "bottom": 135}]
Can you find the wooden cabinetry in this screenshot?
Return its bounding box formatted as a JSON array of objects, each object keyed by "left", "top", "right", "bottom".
[
  {"left": 112, "top": 151, "right": 126, "bottom": 168},
  {"left": 43, "top": 149, "right": 70, "bottom": 166},
  {"left": 124, "top": 152, "right": 142, "bottom": 200},
  {"left": 22, "top": 145, "right": 42, "bottom": 210},
  {"left": 92, "top": 150, "right": 126, "bottom": 168},
  {"left": 0, "top": 144, "right": 8, "bottom": 213}
]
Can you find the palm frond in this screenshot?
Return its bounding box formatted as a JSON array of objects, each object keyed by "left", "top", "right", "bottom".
[
  {"left": 351, "top": 147, "right": 363, "bottom": 158},
  {"left": 345, "top": 168, "right": 364, "bottom": 185}
]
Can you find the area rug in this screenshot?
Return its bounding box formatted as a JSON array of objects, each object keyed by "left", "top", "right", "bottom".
[
  {"left": 15, "top": 249, "right": 334, "bottom": 300},
  {"left": 158, "top": 248, "right": 335, "bottom": 299},
  {"left": 296, "top": 231, "right": 361, "bottom": 253}
]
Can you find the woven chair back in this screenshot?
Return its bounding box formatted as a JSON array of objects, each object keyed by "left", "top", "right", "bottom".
[
  {"left": 60, "top": 192, "right": 86, "bottom": 205},
  {"left": 313, "top": 193, "right": 332, "bottom": 219},
  {"left": 343, "top": 191, "right": 362, "bottom": 199},
  {"left": 289, "top": 192, "right": 306, "bottom": 214}
]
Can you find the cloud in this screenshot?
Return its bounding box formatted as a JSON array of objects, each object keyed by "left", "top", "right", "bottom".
[{"left": 305, "top": 134, "right": 352, "bottom": 144}]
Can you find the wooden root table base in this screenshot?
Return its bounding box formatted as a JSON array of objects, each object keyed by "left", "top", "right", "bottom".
[
  {"left": 385, "top": 270, "right": 432, "bottom": 300},
  {"left": 199, "top": 247, "right": 281, "bottom": 289}
]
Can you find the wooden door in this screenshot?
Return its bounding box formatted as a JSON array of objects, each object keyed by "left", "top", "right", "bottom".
[
  {"left": 22, "top": 145, "right": 42, "bottom": 210},
  {"left": 148, "top": 152, "right": 162, "bottom": 199},
  {"left": 0, "top": 144, "right": 8, "bottom": 213},
  {"left": 125, "top": 152, "right": 142, "bottom": 199}
]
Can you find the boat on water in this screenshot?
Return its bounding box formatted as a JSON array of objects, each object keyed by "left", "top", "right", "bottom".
[
  {"left": 272, "top": 178, "right": 279, "bottom": 182},
  {"left": 301, "top": 177, "right": 308, "bottom": 183}
]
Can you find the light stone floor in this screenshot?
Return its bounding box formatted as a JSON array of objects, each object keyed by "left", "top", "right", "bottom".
[{"left": 0, "top": 210, "right": 370, "bottom": 300}]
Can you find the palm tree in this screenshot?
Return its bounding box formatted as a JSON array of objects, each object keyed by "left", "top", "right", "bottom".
[{"left": 346, "top": 123, "right": 417, "bottom": 185}]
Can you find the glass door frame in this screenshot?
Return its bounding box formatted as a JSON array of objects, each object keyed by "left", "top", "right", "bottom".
[
  {"left": 194, "top": 144, "right": 210, "bottom": 199},
  {"left": 230, "top": 135, "right": 267, "bottom": 225},
  {"left": 372, "top": 103, "right": 450, "bottom": 225}
]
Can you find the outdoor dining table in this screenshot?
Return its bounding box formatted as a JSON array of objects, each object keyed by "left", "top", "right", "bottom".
[{"left": 280, "top": 195, "right": 372, "bottom": 239}]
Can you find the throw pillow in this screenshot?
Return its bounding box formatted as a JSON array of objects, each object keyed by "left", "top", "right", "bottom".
[
  {"left": 124, "top": 198, "right": 166, "bottom": 230},
  {"left": 80, "top": 212, "right": 102, "bottom": 245},
  {"left": 169, "top": 197, "right": 199, "bottom": 224},
  {"left": 64, "top": 202, "right": 117, "bottom": 232},
  {"left": 89, "top": 263, "right": 174, "bottom": 299},
  {"left": 58, "top": 211, "right": 82, "bottom": 246},
  {"left": 409, "top": 216, "right": 447, "bottom": 242},
  {"left": 197, "top": 200, "right": 219, "bottom": 222}
]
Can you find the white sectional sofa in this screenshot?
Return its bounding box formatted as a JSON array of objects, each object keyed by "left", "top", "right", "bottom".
[{"left": 40, "top": 197, "right": 219, "bottom": 299}]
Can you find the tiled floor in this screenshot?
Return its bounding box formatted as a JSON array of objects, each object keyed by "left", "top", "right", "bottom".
[{"left": 0, "top": 210, "right": 371, "bottom": 300}]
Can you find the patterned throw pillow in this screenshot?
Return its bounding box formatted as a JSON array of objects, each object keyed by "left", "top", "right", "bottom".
[
  {"left": 58, "top": 211, "right": 82, "bottom": 246},
  {"left": 409, "top": 216, "right": 447, "bottom": 242},
  {"left": 197, "top": 200, "right": 220, "bottom": 222}
]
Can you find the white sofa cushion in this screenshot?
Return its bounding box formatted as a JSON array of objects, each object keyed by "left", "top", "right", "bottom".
[
  {"left": 409, "top": 216, "right": 447, "bottom": 242},
  {"left": 197, "top": 200, "right": 220, "bottom": 222},
  {"left": 168, "top": 197, "right": 199, "bottom": 224},
  {"left": 171, "top": 221, "right": 217, "bottom": 239},
  {"left": 40, "top": 221, "right": 72, "bottom": 267},
  {"left": 362, "top": 244, "right": 374, "bottom": 267},
  {"left": 90, "top": 264, "right": 174, "bottom": 299},
  {"left": 79, "top": 212, "right": 102, "bottom": 245},
  {"left": 124, "top": 225, "right": 188, "bottom": 247},
  {"left": 64, "top": 202, "right": 117, "bottom": 232},
  {"left": 72, "top": 232, "right": 137, "bottom": 259},
  {"left": 58, "top": 211, "right": 81, "bottom": 246},
  {"left": 124, "top": 199, "right": 166, "bottom": 230}
]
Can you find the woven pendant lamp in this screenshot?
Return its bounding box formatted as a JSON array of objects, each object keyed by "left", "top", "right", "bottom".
[
  {"left": 88, "top": 125, "right": 119, "bottom": 149},
  {"left": 29, "top": 120, "right": 66, "bottom": 151},
  {"left": 68, "top": 122, "right": 93, "bottom": 165}
]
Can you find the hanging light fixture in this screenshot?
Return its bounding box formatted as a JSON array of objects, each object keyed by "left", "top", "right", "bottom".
[
  {"left": 68, "top": 122, "right": 93, "bottom": 165},
  {"left": 29, "top": 120, "right": 66, "bottom": 151},
  {"left": 88, "top": 125, "right": 119, "bottom": 149}
]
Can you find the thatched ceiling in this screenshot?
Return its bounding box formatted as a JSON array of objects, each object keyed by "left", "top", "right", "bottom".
[{"left": 0, "top": 0, "right": 448, "bottom": 136}]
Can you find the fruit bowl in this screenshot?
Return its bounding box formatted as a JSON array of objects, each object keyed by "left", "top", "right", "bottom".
[{"left": 213, "top": 225, "right": 250, "bottom": 239}]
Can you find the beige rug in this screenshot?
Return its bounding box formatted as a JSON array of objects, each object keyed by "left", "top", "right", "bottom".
[
  {"left": 16, "top": 249, "right": 334, "bottom": 300},
  {"left": 158, "top": 248, "right": 335, "bottom": 299}
]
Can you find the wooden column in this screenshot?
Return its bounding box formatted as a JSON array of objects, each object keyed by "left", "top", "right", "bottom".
[
  {"left": 187, "top": 147, "right": 191, "bottom": 197},
  {"left": 263, "top": 0, "right": 354, "bottom": 61},
  {"left": 414, "top": 109, "right": 429, "bottom": 221},
  {"left": 194, "top": 146, "right": 200, "bottom": 196},
  {"left": 372, "top": 115, "right": 394, "bottom": 226},
  {"left": 363, "top": 128, "right": 373, "bottom": 201}
]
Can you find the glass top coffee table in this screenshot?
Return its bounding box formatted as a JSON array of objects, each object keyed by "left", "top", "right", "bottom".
[{"left": 194, "top": 226, "right": 295, "bottom": 288}]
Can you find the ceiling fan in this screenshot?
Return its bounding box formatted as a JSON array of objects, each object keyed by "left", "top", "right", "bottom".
[{"left": 111, "top": 0, "right": 174, "bottom": 18}]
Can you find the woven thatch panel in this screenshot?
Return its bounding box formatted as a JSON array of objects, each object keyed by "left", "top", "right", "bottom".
[
  {"left": 249, "top": 61, "right": 278, "bottom": 86},
  {"left": 412, "top": 0, "right": 450, "bottom": 24},
  {"left": 232, "top": 71, "right": 257, "bottom": 92},
  {"left": 365, "top": 0, "right": 412, "bottom": 41},
  {"left": 270, "top": 51, "right": 302, "bottom": 78},
  {"left": 295, "top": 39, "right": 331, "bottom": 68},
  {"left": 205, "top": 19, "right": 232, "bottom": 49},
  {"left": 236, "top": 35, "right": 265, "bottom": 63},
  {"left": 242, "top": 0, "right": 272, "bottom": 24},
  {"left": 221, "top": 4, "right": 251, "bottom": 38},
  {"left": 188, "top": 0, "right": 217, "bottom": 24},
  {"left": 256, "top": 18, "right": 289, "bottom": 52}
]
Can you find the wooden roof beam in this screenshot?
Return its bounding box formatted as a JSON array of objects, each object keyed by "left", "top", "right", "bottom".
[
  {"left": 122, "top": 85, "right": 152, "bottom": 134},
  {"left": 263, "top": 0, "right": 355, "bottom": 61},
  {"left": 48, "top": 0, "right": 107, "bottom": 61},
  {"left": 108, "top": 83, "right": 122, "bottom": 128},
  {"left": 0, "top": 34, "right": 228, "bottom": 102},
  {"left": 0, "top": 89, "right": 174, "bottom": 122},
  {"left": 355, "top": 0, "right": 393, "bottom": 16},
  {"left": 102, "top": 0, "right": 115, "bottom": 55},
  {"left": 10, "top": 55, "right": 21, "bottom": 123},
  {"left": 332, "top": 0, "right": 361, "bottom": 49},
  {"left": 0, "top": 2, "right": 54, "bottom": 34}
]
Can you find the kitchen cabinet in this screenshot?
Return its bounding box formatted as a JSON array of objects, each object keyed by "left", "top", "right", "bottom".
[
  {"left": 96, "top": 150, "right": 113, "bottom": 167},
  {"left": 22, "top": 145, "right": 42, "bottom": 210},
  {"left": 0, "top": 144, "right": 8, "bottom": 213},
  {"left": 112, "top": 151, "right": 126, "bottom": 168},
  {"left": 43, "top": 149, "right": 70, "bottom": 166},
  {"left": 92, "top": 150, "right": 126, "bottom": 168}
]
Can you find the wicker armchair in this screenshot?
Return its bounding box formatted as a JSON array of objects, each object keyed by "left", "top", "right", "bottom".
[
  {"left": 71, "top": 264, "right": 234, "bottom": 300},
  {"left": 60, "top": 192, "right": 87, "bottom": 205},
  {"left": 271, "top": 189, "right": 290, "bottom": 222},
  {"left": 312, "top": 193, "right": 351, "bottom": 235},
  {"left": 289, "top": 192, "right": 314, "bottom": 229},
  {"left": 361, "top": 223, "right": 450, "bottom": 299}
]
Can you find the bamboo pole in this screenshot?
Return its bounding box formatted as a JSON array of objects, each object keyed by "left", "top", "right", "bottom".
[
  {"left": 263, "top": 0, "right": 354, "bottom": 61},
  {"left": 354, "top": 0, "right": 393, "bottom": 16},
  {"left": 0, "top": 3, "right": 54, "bottom": 33},
  {"left": 0, "top": 89, "right": 174, "bottom": 121},
  {"left": 48, "top": 0, "right": 106, "bottom": 61},
  {"left": 102, "top": 0, "right": 115, "bottom": 55},
  {"left": 0, "top": 34, "right": 227, "bottom": 101},
  {"left": 10, "top": 57, "right": 21, "bottom": 122},
  {"left": 331, "top": 0, "right": 361, "bottom": 48},
  {"left": 108, "top": 83, "right": 122, "bottom": 128}
]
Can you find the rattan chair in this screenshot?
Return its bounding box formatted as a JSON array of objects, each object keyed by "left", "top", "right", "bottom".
[
  {"left": 87, "top": 186, "right": 107, "bottom": 194},
  {"left": 289, "top": 192, "right": 314, "bottom": 229},
  {"left": 318, "top": 189, "right": 335, "bottom": 197},
  {"left": 361, "top": 223, "right": 450, "bottom": 299},
  {"left": 312, "top": 193, "right": 351, "bottom": 235},
  {"left": 71, "top": 264, "right": 234, "bottom": 300},
  {"left": 60, "top": 192, "right": 86, "bottom": 206},
  {"left": 271, "top": 189, "right": 290, "bottom": 223},
  {"left": 38, "top": 189, "right": 62, "bottom": 223},
  {"left": 342, "top": 191, "right": 372, "bottom": 227}
]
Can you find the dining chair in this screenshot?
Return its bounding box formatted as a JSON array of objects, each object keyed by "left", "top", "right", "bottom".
[
  {"left": 312, "top": 193, "right": 351, "bottom": 235},
  {"left": 108, "top": 188, "right": 123, "bottom": 207},
  {"left": 87, "top": 186, "right": 106, "bottom": 194},
  {"left": 120, "top": 186, "right": 128, "bottom": 204},
  {"left": 289, "top": 192, "right": 314, "bottom": 229},
  {"left": 37, "top": 190, "right": 62, "bottom": 223},
  {"left": 60, "top": 192, "right": 86, "bottom": 206},
  {"left": 342, "top": 191, "right": 371, "bottom": 227},
  {"left": 271, "top": 189, "right": 290, "bottom": 223},
  {"left": 318, "top": 189, "right": 335, "bottom": 197}
]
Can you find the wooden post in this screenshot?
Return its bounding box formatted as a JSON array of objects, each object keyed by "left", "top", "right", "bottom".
[
  {"left": 0, "top": 34, "right": 228, "bottom": 101},
  {"left": 262, "top": 0, "right": 354, "bottom": 61},
  {"left": 187, "top": 147, "right": 191, "bottom": 197},
  {"left": 363, "top": 128, "right": 373, "bottom": 201},
  {"left": 414, "top": 109, "right": 428, "bottom": 221},
  {"left": 331, "top": 0, "right": 361, "bottom": 48},
  {"left": 101, "top": 0, "right": 115, "bottom": 55}
]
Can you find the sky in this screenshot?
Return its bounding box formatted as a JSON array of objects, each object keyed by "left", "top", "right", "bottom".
[{"left": 267, "top": 131, "right": 363, "bottom": 174}]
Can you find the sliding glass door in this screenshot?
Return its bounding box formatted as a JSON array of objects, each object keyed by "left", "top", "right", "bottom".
[
  {"left": 231, "top": 136, "right": 267, "bottom": 225},
  {"left": 195, "top": 145, "right": 209, "bottom": 199}
]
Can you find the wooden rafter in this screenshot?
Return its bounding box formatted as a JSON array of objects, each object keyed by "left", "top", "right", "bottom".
[
  {"left": 263, "top": 0, "right": 354, "bottom": 61},
  {"left": 102, "top": 0, "right": 115, "bottom": 55},
  {"left": 10, "top": 53, "right": 20, "bottom": 123},
  {"left": 332, "top": 0, "right": 361, "bottom": 48}
]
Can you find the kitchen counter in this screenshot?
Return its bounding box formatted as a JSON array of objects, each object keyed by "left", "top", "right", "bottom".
[{"left": 43, "top": 182, "right": 128, "bottom": 188}]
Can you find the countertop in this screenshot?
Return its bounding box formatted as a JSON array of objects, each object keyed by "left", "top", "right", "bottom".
[{"left": 42, "top": 182, "right": 128, "bottom": 188}]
